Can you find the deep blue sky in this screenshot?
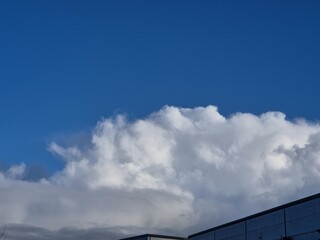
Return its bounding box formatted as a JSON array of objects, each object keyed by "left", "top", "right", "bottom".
[{"left": 1, "top": 0, "right": 320, "bottom": 174}]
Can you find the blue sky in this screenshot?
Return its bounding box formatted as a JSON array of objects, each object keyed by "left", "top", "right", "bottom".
[
  {"left": 1, "top": 0, "right": 320, "bottom": 172},
  {"left": 2, "top": 0, "right": 320, "bottom": 175}
]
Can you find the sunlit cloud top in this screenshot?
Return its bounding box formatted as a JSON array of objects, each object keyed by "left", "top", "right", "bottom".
[{"left": 1, "top": 105, "right": 320, "bottom": 240}]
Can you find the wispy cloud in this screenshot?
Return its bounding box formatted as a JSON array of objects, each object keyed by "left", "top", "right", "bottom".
[{"left": 1, "top": 105, "right": 320, "bottom": 239}]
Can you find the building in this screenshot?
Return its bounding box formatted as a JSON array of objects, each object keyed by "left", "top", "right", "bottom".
[
  {"left": 121, "top": 193, "right": 320, "bottom": 240},
  {"left": 120, "top": 234, "right": 185, "bottom": 240},
  {"left": 189, "top": 193, "right": 320, "bottom": 240}
]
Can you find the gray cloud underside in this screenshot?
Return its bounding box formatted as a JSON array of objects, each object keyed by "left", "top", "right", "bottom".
[
  {"left": 1, "top": 106, "right": 320, "bottom": 239},
  {"left": 2, "top": 224, "right": 145, "bottom": 240}
]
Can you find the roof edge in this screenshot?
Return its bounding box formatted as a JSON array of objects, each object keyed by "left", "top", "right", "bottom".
[
  {"left": 189, "top": 192, "right": 320, "bottom": 238},
  {"left": 120, "top": 233, "right": 185, "bottom": 240}
]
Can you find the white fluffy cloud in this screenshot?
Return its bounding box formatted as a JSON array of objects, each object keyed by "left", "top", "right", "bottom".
[{"left": 1, "top": 105, "right": 320, "bottom": 239}]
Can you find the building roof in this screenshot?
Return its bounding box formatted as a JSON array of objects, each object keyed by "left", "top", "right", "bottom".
[
  {"left": 120, "top": 233, "right": 185, "bottom": 240},
  {"left": 189, "top": 193, "right": 320, "bottom": 238}
]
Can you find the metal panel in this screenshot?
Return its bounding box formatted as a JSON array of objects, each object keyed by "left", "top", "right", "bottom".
[
  {"left": 151, "top": 238, "right": 183, "bottom": 240},
  {"left": 246, "top": 209, "right": 285, "bottom": 240},
  {"left": 292, "top": 232, "right": 319, "bottom": 240},
  {"left": 130, "top": 237, "right": 148, "bottom": 240},
  {"left": 286, "top": 198, "right": 320, "bottom": 238},
  {"left": 127, "top": 237, "right": 147, "bottom": 240},
  {"left": 215, "top": 222, "right": 246, "bottom": 240},
  {"left": 189, "top": 230, "right": 215, "bottom": 240}
]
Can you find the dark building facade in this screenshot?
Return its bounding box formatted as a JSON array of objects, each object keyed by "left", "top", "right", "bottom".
[{"left": 121, "top": 193, "right": 320, "bottom": 240}]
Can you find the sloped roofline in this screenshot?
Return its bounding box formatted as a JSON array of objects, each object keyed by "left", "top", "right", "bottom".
[
  {"left": 120, "top": 233, "right": 185, "bottom": 240},
  {"left": 189, "top": 193, "right": 320, "bottom": 238}
]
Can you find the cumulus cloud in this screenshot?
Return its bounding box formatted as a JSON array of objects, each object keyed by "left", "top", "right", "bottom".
[
  {"left": 2, "top": 224, "right": 138, "bottom": 240},
  {"left": 1, "top": 105, "right": 320, "bottom": 239},
  {"left": 6, "top": 163, "right": 26, "bottom": 180}
]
